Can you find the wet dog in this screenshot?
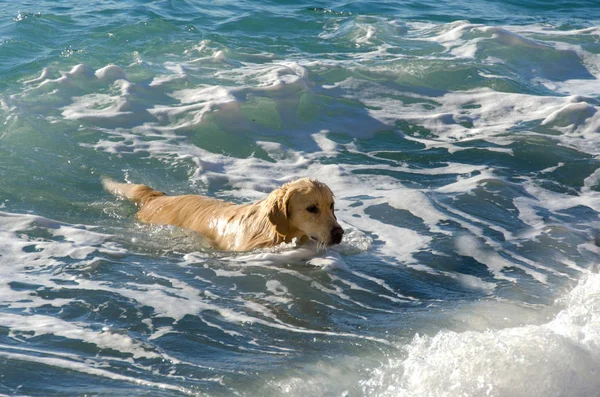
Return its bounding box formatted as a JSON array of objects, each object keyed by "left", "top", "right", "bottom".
[{"left": 102, "top": 177, "right": 344, "bottom": 251}]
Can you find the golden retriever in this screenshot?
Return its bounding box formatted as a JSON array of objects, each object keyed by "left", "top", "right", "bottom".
[{"left": 102, "top": 177, "right": 344, "bottom": 251}]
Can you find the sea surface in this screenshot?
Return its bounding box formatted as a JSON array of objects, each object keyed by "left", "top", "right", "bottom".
[{"left": 1, "top": 1, "right": 600, "bottom": 396}]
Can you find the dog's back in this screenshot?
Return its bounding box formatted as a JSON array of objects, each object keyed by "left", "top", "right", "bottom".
[{"left": 102, "top": 177, "right": 278, "bottom": 250}]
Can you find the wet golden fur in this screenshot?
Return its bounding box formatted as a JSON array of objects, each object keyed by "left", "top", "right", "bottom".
[{"left": 102, "top": 177, "right": 343, "bottom": 251}]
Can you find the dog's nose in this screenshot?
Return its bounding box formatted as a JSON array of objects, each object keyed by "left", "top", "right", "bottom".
[{"left": 330, "top": 226, "right": 344, "bottom": 245}]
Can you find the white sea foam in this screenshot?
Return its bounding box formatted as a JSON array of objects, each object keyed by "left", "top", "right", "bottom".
[
  {"left": 541, "top": 101, "right": 597, "bottom": 130},
  {"left": 582, "top": 168, "right": 600, "bottom": 193},
  {"left": 362, "top": 272, "right": 600, "bottom": 397},
  {"left": 0, "top": 209, "right": 389, "bottom": 363},
  {"left": 455, "top": 234, "right": 544, "bottom": 283},
  {"left": 255, "top": 272, "right": 600, "bottom": 396},
  {"left": 0, "top": 350, "right": 192, "bottom": 394},
  {"left": 0, "top": 312, "right": 161, "bottom": 360},
  {"left": 522, "top": 178, "right": 600, "bottom": 213},
  {"left": 14, "top": 22, "right": 599, "bottom": 159},
  {"left": 0, "top": 212, "right": 198, "bottom": 365}
]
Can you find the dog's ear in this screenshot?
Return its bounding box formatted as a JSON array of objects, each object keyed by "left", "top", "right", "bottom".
[{"left": 267, "top": 186, "right": 291, "bottom": 237}]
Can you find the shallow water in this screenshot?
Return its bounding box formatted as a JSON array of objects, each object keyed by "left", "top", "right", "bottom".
[{"left": 1, "top": 1, "right": 600, "bottom": 396}]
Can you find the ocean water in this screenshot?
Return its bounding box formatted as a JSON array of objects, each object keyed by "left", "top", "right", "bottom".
[{"left": 1, "top": 0, "right": 600, "bottom": 395}]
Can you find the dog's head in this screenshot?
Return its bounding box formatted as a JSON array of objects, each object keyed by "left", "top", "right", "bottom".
[{"left": 267, "top": 178, "right": 344, "bottom": 246}]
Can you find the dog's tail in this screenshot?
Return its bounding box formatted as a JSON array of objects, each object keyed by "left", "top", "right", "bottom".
[{"left": 102, "top": 177, "right": 165, "bottom": 206}]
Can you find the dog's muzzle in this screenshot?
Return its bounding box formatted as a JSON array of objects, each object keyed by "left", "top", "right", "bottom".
[{"left": 330, "top": 226, "right": 344, "bottom": 245}]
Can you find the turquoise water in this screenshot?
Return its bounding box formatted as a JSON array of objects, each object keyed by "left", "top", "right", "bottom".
[{"left": 1, "top": 1, "right": 600, "bottom": 396}]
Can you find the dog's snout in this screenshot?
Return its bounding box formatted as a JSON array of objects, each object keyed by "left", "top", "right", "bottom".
[{"left": 330, "top": 226, "right": 344, "bottom": 245}]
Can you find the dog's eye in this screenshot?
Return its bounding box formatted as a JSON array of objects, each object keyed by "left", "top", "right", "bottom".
[{"left": 306, "top": 205, "right": 319, "bottom": 214}]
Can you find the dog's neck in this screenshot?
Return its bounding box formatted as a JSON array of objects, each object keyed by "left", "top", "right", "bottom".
[{"left": 279, "top": 228, "right": 309, "bottom": 245}]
